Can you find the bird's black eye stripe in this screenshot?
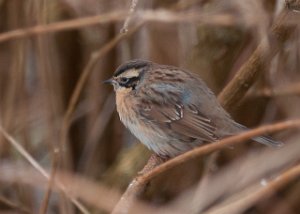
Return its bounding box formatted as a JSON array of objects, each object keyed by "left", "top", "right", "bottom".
[
  {"left": 119, "top": 76, "right": 140, "bottom": 89},
  {"left": 119, "top": 77, "right": 130, "bottom": 84}
]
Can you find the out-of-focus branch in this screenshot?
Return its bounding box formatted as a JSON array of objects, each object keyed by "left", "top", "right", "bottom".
[
  {"left": 0, "top": 11, "right": 127, "bottom": 43},
  {"left": 0, "top": 195, "right": 31, "bottom": 214},
  {"left": 0, "top": 10, "right": 235, "bottom": 44},
  {"left": 0, "top": 163, "right": 161, "bottom": 214},
  {"left": 39, "top": 153, "right": 59, "bottom": 214},
  {"left": 218, "top": 9, "right": 293, "bottom": 111},
  {"left": 137, "top": 120, "right": 300, "bottom": 184},
  {"left": 247, "top": 82, "right": 300, "bottom": 97},
  {"left": 0, "top": 125, "right": 90, "bottom": 214},
  {"left": 286, "top": 0, "right": 300, "bottom": 11},
  {"left": 120, "top": 0, "right": 139, "bottom": 33},
  {"left": 112, "top": 119, "right": 300, "bottom": 214},
  {"left": 205, "top": 163, "right": 300, "bottom": 214},
  {"left": 166, "top": 133, "right": 300, "bottom": 213},
  {"left": 59, "top": 22, "right": 144, "bottom": 171}
]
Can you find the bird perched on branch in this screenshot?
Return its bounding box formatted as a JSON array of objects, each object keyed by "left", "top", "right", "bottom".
[{"left": 104, "top": 59, "right": 282, "bottom": 158}]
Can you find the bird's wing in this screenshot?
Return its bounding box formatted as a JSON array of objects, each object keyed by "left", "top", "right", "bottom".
[{"left": 139, "top": 85, "right": 218, "bottom": 142}]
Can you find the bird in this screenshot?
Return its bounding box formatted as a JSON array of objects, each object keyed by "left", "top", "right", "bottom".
[{"left": 104, "top": 59, "right": 282, "bottom": 158}]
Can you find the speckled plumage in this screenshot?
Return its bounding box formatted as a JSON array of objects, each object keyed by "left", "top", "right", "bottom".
[{"left": 106, "top": 59, "right": 282, "bottom": 157}]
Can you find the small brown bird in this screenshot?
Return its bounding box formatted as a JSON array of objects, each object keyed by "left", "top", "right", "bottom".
[{"left": 104, "top": 59, "right": 282, "bottom": 158}]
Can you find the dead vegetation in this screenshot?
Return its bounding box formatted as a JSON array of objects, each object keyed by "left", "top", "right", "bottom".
[{"left": 0, "top": 0, "right": 300, "bottom": 213}]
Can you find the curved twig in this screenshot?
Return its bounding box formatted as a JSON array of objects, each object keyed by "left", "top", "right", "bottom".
[
  {"left": 112, "top": 119, "right": 300, "bottom": 213},
  {"left": 59, "top": 22, "right": 144, "bottom": 172},
  {"left": 205, "top": 163, "right": 300, "bottom": 214},
  {"left": 0, "top": 125, "right": 90, "bottom": 214}
]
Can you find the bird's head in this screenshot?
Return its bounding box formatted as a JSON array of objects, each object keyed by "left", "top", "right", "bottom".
[{"left": 104, "top": 59, "right": 151, "bottom": 92}]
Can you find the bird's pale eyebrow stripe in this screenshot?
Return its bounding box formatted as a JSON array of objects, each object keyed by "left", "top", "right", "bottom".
[
  {"left": 119, "top": 69, "right": 140, "bottom": 78},
  {"left": 114, "top": 60, "right": 149, "bottom": 77}
]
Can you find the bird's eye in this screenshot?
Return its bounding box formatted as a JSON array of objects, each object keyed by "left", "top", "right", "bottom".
[{"left": 119, "top": 77, "right": 130, "bottom": 84}]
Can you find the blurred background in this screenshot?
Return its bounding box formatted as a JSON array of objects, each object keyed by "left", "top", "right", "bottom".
[{"left": 0, "top": 0, "right": 300, "bottom": 213}]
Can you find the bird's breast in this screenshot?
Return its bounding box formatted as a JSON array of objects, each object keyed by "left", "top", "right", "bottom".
[{"left": 115, "top": 92, "right": 169, "bottom": 154}]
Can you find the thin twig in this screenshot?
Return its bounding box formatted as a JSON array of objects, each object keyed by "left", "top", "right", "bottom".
[
  {"left": 0, "top": 10, "right": 235, "bottom": 44},
  {"left": 286, "top": 0, "right": 300, "bottom": 11},
  {"left": 247, "top": 83, "right": 300, "bottom": 97},
  {"left": 0, "top": 194, "right": 31, "bottom": 214},
  {"left": 59, "top": 22, "right": 144, "bottom": 168},
  {"left": 39, "top": 152, "right": 59, "bottom": 214},
  {"left": 166, "top": 133, "right": 300, "bottom": 213},
  {"left": 120, "top": 0, "right": 140, "bottom": 33},
  {"left": 138, "top": 119, "right": 300, "bottom": 183},
  {"left": 112, "top": 119, "right": 300, "bottom": 213},
  {"left": 0, "top": 163, "right": 162, "bottom": 214},
  {"left": 0, "top": 125, "right": 90, "bottom": 214},
  {"left": 205, "top": 163, "right": 300, "bottom": 214},
  {"left": 0, "top": 11, "right": 127, "bottom": 43},
  {"left": 78, "top": 93, "right": 116, "bottom": 172}
]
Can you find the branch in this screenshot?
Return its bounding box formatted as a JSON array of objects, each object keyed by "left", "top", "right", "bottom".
[
  {"left": 59, "top": 22, "right": 144, "bottom": 172},
  {"left": 112, "top": 119, "right": 300, "bottom": 213},
  {"left": 217, "top": 9, "right": 293, "bottom": 111},
  {"left": 286, "top": 0, "right": 300, "bottom": 11},
  {"left": 137, "top": 120, "right": 300, "bottom": 183},
  {"left": 0, "top": 11, "right": 127, "bottom": 43},
  {"left": 39, "top": 153, "right": 59, "bottom": 214},
  {"left": 205, "top": 163, "right": 300, "bottom": 214},
  {"left": 0, "top": 10, "right": 234, "bottom": 44},
  {"left": 111, "top": 154, "right": 164, "bottom": 214},
  {"left": 0, "top": 125, "right": 90, "bottom": 214},
  {"left": 247, "top": 82, "right": 300, "bottom": 97},
  {"left": 120, "top": 0, "right": 140, "bottom": 33}
]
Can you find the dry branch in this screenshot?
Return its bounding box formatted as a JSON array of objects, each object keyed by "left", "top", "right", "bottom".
[
  {"left": 0, "top": 125, "right": 90, "bottom": 214},
  {"left": 59, "top": 22, "right": 144, "bottom": 172},
  {"left": 112, "top": 119, "right": 300, "bottom": 213},
  {"left": 120, "top": 0, "right": 140, "bottom": 33},
  {"left": 218, "top": 9, "right": 293, "bottom": 111},
  {"left": 0, "top": 10, "right": 235, "bottom": 44},
  {"left": 205, "top": 163, "right": 300, "bottom": 214},
  {"left": 0, "top": 195, "right": 31, "bottom": 214},
  {"left": 39, "top": 153, "right": 59, "bottom": 214},
  {"left": 0, "top": 11, "right": 127, "bottom": 43},
  {"left": 247, "top": 82, "right": 300, "bottom": 97},
  {"left": 136, "top": 120, "right": 300, "bottom": 184},
  {"left": 286, "top": 0, "right": 300, "bottom": 11},
  {"left": 165, "top": 133, "right": 300, "bottom": 213},
  {"left": 0, "top": 163, "right": 162, "bottom": 214}
]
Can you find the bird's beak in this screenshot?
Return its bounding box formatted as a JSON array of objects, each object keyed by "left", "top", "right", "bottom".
[{"left": 103, "top": 78, "right": 116, "bottom": 85}]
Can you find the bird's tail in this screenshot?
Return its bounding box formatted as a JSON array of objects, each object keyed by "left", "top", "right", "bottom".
[
  {"left": 252, "top": 135, "right": 284, "bottom": 147},
  {"left": 233, "top": 122, "right": 284, "bottom": 147}
]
